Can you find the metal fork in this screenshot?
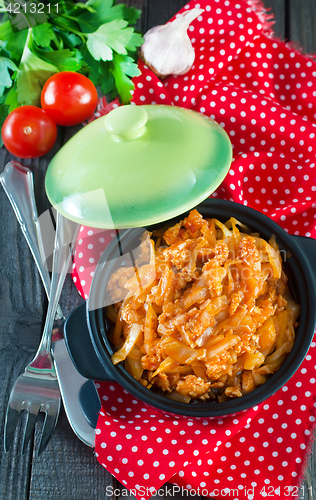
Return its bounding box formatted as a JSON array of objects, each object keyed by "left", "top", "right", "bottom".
[{"left": 1, "top": 162, "right": 79, "bottom": 456}]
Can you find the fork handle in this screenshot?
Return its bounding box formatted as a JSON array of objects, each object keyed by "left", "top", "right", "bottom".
[
  {"left": 1, "top": 162, "right": 79, "bottom": 355},
  {"left": 38, "top": 212, "right": 79, "bottom": 356},
  {"left": 0, "top": 162, "right": 51, "bottom": 297}
]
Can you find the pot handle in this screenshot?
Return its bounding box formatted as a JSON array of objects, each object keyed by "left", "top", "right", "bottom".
[
  {"left": 64, "top": 302, "right": 114, "bottom": 382},
  {"left": 291, "top": 234, "right": 316, "bottom": 276}
]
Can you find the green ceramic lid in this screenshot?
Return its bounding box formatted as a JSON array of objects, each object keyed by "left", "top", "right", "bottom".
[{"left": 45, "top": 104, "right": 232, "bottom": 228}]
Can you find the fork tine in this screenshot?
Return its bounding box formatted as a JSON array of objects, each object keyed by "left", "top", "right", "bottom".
[
  {"left": 22, "top": 410, "right": 38, "bottom": 455},
  {"left": 37, "top": 403, "right": 60, "bottom": 457},
  {"left": 4, "top": 406, "right": 20, "bottom": 452}
]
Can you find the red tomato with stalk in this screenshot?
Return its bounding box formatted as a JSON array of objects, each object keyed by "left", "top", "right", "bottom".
[
  {"left": 41, "top": 72, "right": 98, "bottom": 126},
  {"left": 1, "top": 105, "right": 57, "bottom": 159}
]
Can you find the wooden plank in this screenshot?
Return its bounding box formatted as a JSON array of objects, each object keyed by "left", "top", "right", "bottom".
[
  {"left": 27, "top": 2, "right": 196, "bottom": 499},
  {"left": 29, "top": 407, "right": 114, "bottom": 499},
  {"left": 0, "top": 138, "right": 63, "bottom": 500},
  {"left": 289, "top": 0, "right": 316, "bottom": 55},
  {"left": 286, "top": 3, "right": 316, "bottom": 498},
  {"left": 0, "top": 1, "right": 315, "bottom": 500},
  {"left": 125, "top": 0, "right": 148, "bottom": 34},
  {"left": 146, "top": 0, "right": 185, "bottom": 29},
  {"left": 263, "top": 0, "right": 286, "bottom": 40},
  {"left": 0, "top": 349, "right": 34, "bottom": 500},
  {"left": 12, "top": 1, "right": 146, "bottom": 498}
]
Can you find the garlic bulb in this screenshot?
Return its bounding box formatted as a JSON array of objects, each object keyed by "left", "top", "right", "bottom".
[{"left": 140, "top": 8, "right": 204, "bottom": 78}]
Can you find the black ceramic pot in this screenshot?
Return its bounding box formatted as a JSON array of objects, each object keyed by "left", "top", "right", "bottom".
[{"left": 64, "top": 199, "right": 316, "bottom": 418}]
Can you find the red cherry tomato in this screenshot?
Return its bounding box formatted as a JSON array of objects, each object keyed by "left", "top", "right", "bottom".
[
  {"left": 1, "top": 105, "right": 57, "bottom": 159},
  {"left": 41, "top": 72, "right": 98, "bottom": 126}
]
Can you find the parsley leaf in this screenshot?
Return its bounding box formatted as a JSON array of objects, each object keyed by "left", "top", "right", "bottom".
[
  {"left": 32, "top": 23, "right": 56, "bottom": 47},
  {"left": 111, "top": 53, "right": 141, "bottom": 104},
  {"left": 86, "top": 27, "right": 113, "bottom": 61},
  {"left": 80, "top": 44, "right": 101, "bottom": 81},
  {"left": 87, "top": 19, "right": 142, "bottom": 61},
  {"left": 0, "top": 56, "right": 17, "bottom": 95},
  {"left": 66, "top": 2, "right": 97, "bottom": 15},
  {"left": 0, "top": 103, "right": 9, "bottom": 147},
  {"left": 30, "top": 28, "right": 83, "bottom": 72},
  {"left": 10, "top": 9, "right": 49, "bottom": 32},
  {"left": 0, "top": 0, "right": 144, "bottom": 134},
  {"left": 6, "top": 29, "right": 27, "bottom": 60},
  {"left": 77, "top": 0, "right": 128, "bottom": 32},
  {"left": 36, "top": 47, "right": 83, "bottom": 72},
  {"left": 122, "top": 5, "right": 142, "bottom": 26},
  {"left": 56, "top": 30, "right": 82, "bottom": 48},
  {"left": 4, "top": 84, "right": 19, "bottom": 111},
  {"left": 16, "top": 45, "right": 58, "bottom": 105},
  {"left": 125, "top": 30, "right": 144, "bottom": 52},
  {"left": 0, "top": 20, "right": 13, "bottom": 41}
]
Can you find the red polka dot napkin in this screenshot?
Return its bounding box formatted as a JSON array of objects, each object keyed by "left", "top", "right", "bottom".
[{"left": 71, "top": 0, "right": 316, "bottom": 498}]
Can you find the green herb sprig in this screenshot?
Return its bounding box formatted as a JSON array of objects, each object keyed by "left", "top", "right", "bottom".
[{"left": 0, "top": 0, "right": 144, "bottom": 144}]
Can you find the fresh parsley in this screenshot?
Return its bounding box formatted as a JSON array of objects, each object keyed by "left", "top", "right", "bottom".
[{"left": 0, "top": 0, "right": 143, "bottom": 145}]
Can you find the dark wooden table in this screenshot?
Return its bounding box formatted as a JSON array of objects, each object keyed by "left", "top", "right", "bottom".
[{"left": 1, "top": 1, "right": 316, "bottom": 499}]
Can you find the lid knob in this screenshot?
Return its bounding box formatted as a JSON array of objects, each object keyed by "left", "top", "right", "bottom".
[{"left": 104, "top": 105, "right": 148, "bottom": 141}]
